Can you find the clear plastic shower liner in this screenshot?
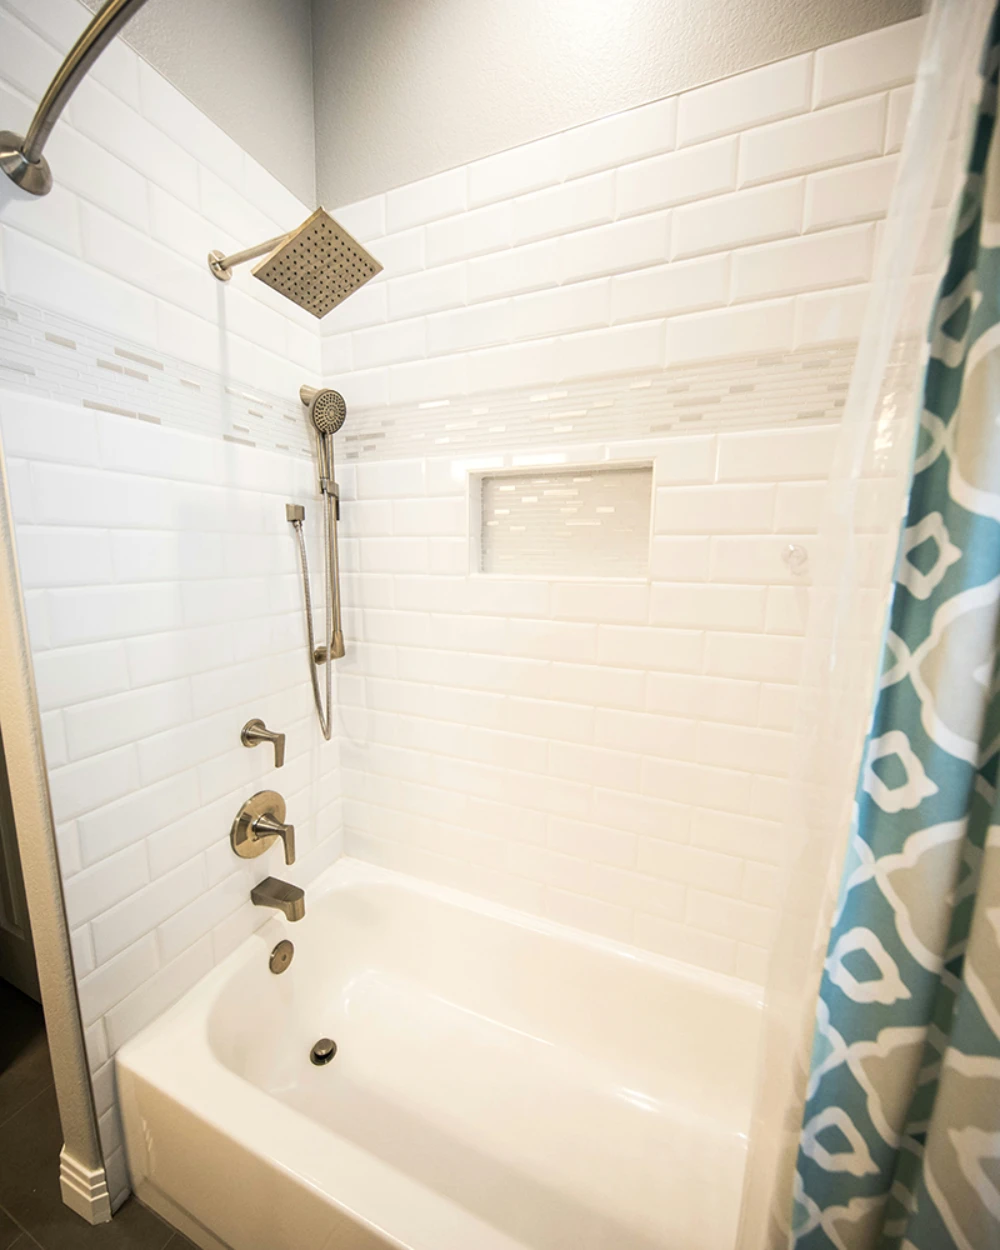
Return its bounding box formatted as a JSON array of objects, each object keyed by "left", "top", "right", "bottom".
[{"left": 735, "top": 1, "right": 997, "bottom": 1245}]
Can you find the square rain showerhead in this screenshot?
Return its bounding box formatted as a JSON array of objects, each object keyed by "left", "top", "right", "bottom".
[{"left": 251, "top": 207, "right": 383, "bottom": 319}]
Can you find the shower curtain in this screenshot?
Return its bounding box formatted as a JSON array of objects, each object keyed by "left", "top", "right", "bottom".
[
  {"left": 736, "top": 1, "right": 1000, "bottom": 1247},
  {"left": 790, "top": 14, "right": 1000, "bottom": 1246}
]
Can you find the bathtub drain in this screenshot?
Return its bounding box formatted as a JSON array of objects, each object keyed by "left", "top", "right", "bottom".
[{"left": 310, "top": 1038, "right": 337, "bottom": 1066}]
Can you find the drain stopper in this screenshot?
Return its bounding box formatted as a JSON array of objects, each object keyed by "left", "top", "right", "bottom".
[{"left": 310, "top": 1038, "right": 337, "bottom": 1066}]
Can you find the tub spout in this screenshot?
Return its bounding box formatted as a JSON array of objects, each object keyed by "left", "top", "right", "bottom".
[{"left": 251, "top": 877, "right": 305, "bottom": 922}]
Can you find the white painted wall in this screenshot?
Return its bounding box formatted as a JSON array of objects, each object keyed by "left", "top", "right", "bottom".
[
  {"left": 314, "top": 0, "right": 923, "bottom": 205},
  {"left": 0, "top": 0, "right": 336, "bottom": 1209}
]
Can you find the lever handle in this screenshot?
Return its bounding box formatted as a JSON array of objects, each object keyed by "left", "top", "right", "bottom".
[
  {"left": 241, "top": 718, "right": 286, "bottom": 768},
  {"left": 252, "top": 813, "right": 296, "bottom": 866}
]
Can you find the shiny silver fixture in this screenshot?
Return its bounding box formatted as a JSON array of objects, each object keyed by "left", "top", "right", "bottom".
[
  {"left": 251, "top": 877, "right": 305, "bottom": 922},
  {"left": 240, "top": 718, "right": 286, "bottom": 768},
  {"left": 231, "top": 790, "right": 296, "bottom": 865},
  {"left": 310, "top": 1038, "right": 337, "bottom": 1066},
  {"left": 288, "top": 387, "right": 348, "bottom": 741},
  {"left": 208, "top": 207, "right": 382, "bottom": 319},
  {"left": 269, "top": 939, "right": 295, "bottom": 974},
  {"left": 1, "top": 0, "right": 152, "bottom": 196}
]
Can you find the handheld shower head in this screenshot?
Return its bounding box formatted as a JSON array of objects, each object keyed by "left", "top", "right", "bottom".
[{"left": 300, "top": 386, "right": 347, "bottom": 435}]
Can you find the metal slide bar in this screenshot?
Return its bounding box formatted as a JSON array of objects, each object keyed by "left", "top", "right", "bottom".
[{"left": 0, "top": 0, "right": 152, "bottom": 196}]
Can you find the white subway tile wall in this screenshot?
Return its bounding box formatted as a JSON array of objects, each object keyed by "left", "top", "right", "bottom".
[
  {"left": 333, "top": 430, "right": 900, "bottom": 982},
  {"left": 321, "top": 15, "right": 928, "bottom": 400},
  {"left": 317, "top": 16, "right": 926, "bottom": 978},
  {"left": 0, "top": 0, "right": 334, "bottom": 1208}
]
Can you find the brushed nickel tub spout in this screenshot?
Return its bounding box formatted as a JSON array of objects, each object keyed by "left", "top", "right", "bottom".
[{"left": 251, "top": 877, "right": 305, "bottom": 922}]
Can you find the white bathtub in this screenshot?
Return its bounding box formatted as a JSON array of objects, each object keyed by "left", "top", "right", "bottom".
[{"left": 117, "top": 859, "right": 762, "bottom": 1250}]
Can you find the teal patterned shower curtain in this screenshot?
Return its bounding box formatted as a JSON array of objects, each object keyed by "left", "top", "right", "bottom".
[{"left": 792, "top": 12, "right": 1000, "bottom": 1250}]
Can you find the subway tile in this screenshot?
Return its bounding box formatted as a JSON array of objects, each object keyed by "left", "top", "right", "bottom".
[
  {"left": 795, "top": 284, "right": 870, "bottom": 348},
  {"left": 691, "top": 808, "right": 784, "bottom": 864},
  {"left": 563, "top": 97, "right": 677, "bottom": 179},
  {"left": 468, "top": 237, "right": 561, "bottom": 303},
  {"left": 104, "top": 936, "right": 214, "bottom": 1051},
  {"left": 426, "top": 201, "right": 513, "bottom": 267},
  {"left": 69, "top": 78, "right": 199, "bottom": 205},
  {"left": 813, "top": 17, "right": 925, "bottom": 108},
  {"left": 91, "top": 858, "right": 206, "bottom": 965},
  {"left": 650, "top": 583, "right": 767, "bottom": 632},
  {"left": 731, "top": 225, "right": 875, "bottom": 303},
  {"left": 427, "top": 301, "right": 512, "bottom": 356},
  {"left": 611, "top": 254, "right": 729, "bottom": 324},
  {"left": 597, "top": 624, "right": 702, "bottom": 672},
  {"left": 687, "top": 888, "right": 776, "bottom": 947},
  {"left": 509, "top": 279, "right": 611, "bottom": 340},
  {"left": 560, "top": 320, "right": 666, "bottom": 380},
  {"left": 594, "top": 708, "right": 697, "bottom": 761},
  {"left": 2, "top": 230, "right": 159, "bottom": 346},
  {"left": 550, "top": 740, "right": 640, "bottom": 792},
  {"left": 388, "top": 263, "right": 466, "bottom": 320},
  {"left": 885, "top": 84, "right": 912, "bottom": 154},
  {"left": 655, "top": 483, "right": 775, "bottom": 534},
  {"left": 387, "top": 167, "right": 467, "bottom": 232},
  {"left": 513, "top": 172, "right": 615, "bottom": 245},
  {"left": 560, "top": 212, "right": 670, "bottom": 283},
  {"left": 677, "top": 54, "right": 813, "bottom": 147},
  {"left": 646, "top": 671, "right": 759, "bottom": 724},
  {"left": 617, "top": 137, "right": 737, "bottom": 217},
  {"left": 639, "top": 838, "right": 744, "bottom": 896},
  {"left": 739, "top": 96, "right": 886, "bottom": 187},
  {"left": 695, "top": 722, "right": 792, "bottom": 777},
  {"left": 47, "top": 744, "right": 140, "bottom": 824},
  {"left": 76, "top": 768, "right": 201, "bottom": 866},
  {"left": 672, "top": 179, "right": 804, "bottom": 260},
  {"left": 804, "top": 156, "right": 898, "bottom": 231},
  {"left": 641, "top": 758, "right": 751, "bottom": 815},
  {"left": 717, "top": 424, "right": 838, "bottom": 482},
  {"left": 63, "top": 844, "right": 148, "bottom": 928},
  {"left": 14, "top": 526, "right": 113, "bottom": 589},
  {"left": 551, "top": 581, "right": 649, "bottom": 625},
  {"left": 705, "top": 632, "right": 804, "bottom": 684},
  {"left": 653, "top": 435, "right": 716, "bottom": 485},
  {"left": 666, "top": 298, "right": 796, "bottom": 364},
  {"left": 468, "top": 133, "right": 565, "bottom": 207},
  {"left": 62, "top": 680, "right": 193, "bottom": 762},
  {"left": 635, "top": 912, "right": 736, "bottom": 975},
  {"left": 333, "top": 193, "right": 386, "bottom": 242},
  {"left": 544, "top": 887, "right": 633, "bottom": 944},
  {"left": 77, "top": 934, "right": 159, "bottom": 1026}
]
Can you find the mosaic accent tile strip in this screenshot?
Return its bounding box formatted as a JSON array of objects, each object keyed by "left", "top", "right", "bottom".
[
  {"left": 480, "top": 465, "right": 653, "bottom": 577},
  {"left": 0, "top": 293, "right": 919, "bottom": 466},
  {"left": 341, "top": 341, "right": 919, "bottom": 462},
  {"left": 0, "top": 294, "right": 314, "bottom": 459}
]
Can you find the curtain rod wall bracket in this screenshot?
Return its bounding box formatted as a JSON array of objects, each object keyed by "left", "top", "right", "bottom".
[{"left": 0, "top": 0, "right": 151, "bottom": 198}]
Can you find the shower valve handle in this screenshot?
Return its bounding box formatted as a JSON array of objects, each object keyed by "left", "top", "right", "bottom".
[
  {"left": 241, "top": 718, "right": 285, "bottom": 768},
  {"left": 252, "top": 812, "right": 296, "bottom": 867},
  {"left": 231, "top": 791, "right": 296, "bottom": 866}
]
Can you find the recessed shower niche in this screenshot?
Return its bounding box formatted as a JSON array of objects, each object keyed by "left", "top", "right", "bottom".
[{"left": 476, "top": 464, "right": 653, "bottom": 577}]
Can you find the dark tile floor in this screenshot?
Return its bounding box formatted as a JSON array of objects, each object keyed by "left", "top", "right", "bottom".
[{"left": 0, "top": 979, "right": 196, "bottom": 1250}]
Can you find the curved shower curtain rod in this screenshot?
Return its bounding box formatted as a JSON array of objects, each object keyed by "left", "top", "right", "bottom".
[{"left": 0, "top": 0, "right": 152, "bottom": 197}]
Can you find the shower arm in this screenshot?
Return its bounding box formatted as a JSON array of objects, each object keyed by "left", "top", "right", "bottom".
[
  {"left": 208, "top": 234, "right": 290, "bottom": 283},
  {"left": 0, "top": 0, "right": 153, "bottom": 197}
]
